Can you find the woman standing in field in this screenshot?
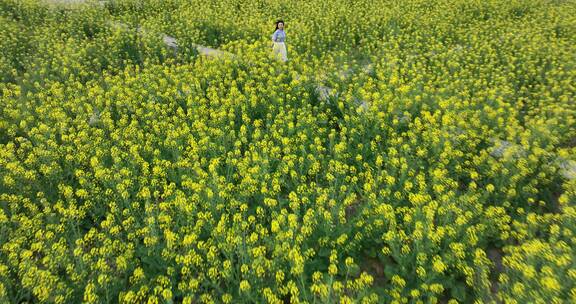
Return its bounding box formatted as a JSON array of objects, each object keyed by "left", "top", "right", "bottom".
[{"left": 271, "top": 20, "right": 288, "bottom": 62}]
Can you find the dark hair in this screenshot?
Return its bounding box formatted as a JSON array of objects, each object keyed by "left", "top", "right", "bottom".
[{"left": 275, "top": 20, "right": 284, "bottom": 31}]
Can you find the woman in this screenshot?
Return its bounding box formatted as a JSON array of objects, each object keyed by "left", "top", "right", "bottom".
[{"left": 271, "top": 20, "right": 288, "bottom": 62}]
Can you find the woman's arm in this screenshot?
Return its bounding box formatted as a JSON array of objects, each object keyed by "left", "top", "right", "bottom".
[{"left": 271, "top": 31, "right": 277, "bottom": 47}]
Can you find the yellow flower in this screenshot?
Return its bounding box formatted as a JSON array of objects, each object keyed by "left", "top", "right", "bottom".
[
  {"left": 429, "top": 283, "right": 444, "bottom": 294},
  {"left": 391, "top": 275, "right": 406, "bottom": 288},
  {"left": 239, "top": 280, "right": 251, "bottom": 292},
  {"left": 162, "top": 289, "right": 172, "bottom": 301},
  {"left": 222, "top": 293, "right": 233, "bottom": 303},
  {"left": 540, "top": 276, "right": 560, "bottom": 292},
  {"left": 329, "top": 264, "right": 338, "bottom": 275},
  {"left": 345, "top": 257, "right": 354, "bottom": 267}
]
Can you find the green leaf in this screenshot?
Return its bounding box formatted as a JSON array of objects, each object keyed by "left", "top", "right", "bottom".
[{"left": 450, "top": 284, "right": 468, "bottom": 302}]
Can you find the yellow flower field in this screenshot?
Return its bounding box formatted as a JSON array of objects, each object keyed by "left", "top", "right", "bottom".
[{"left": 0, "top": 0, "right": 575, "bottom": 303}]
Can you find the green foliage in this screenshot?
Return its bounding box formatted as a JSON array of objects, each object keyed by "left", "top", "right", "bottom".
[{"left": 0, "top": 0, "right": 575, "bottom": 303}]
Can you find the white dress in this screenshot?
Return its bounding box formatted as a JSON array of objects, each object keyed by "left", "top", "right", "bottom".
[{"left": 271, "top": 29, "right": 288, "bottom": 62}]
